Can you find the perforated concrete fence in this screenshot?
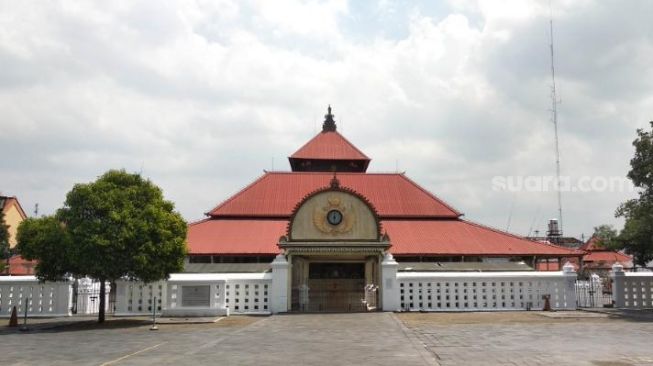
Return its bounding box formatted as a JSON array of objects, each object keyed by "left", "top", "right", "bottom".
[
  {"left": 612, "top": 264, "right": 653, "bottom": 309},
  {"left": 0, "top": 276, "right": 71, "bottom": 317},
  {"left": 225, "top": 278, "right": 270, "bottom": 314},
  {"left": 114, "top": 280, "right": 166, "bottom": 315},
  {"left": 114, "top": 273, "right": 272, "bottom": 316},
  {"left": 398, "top": 269, "right": 577, "bottom": 312}
]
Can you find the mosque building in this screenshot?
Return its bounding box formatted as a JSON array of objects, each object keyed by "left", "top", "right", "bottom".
[{"left": 185, "top": 107, "right": 580, "bottom": 312}]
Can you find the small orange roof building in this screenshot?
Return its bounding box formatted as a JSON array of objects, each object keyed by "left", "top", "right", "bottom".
[
  {"left": 1, "top": 195, "right": 36, "bottom": 276},
  {"left": 579, "top": 236, "right": 633, "bottom": 270}
]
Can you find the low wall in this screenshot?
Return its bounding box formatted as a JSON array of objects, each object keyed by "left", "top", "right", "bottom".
[
  {"left": 398, "top": 269, "right": 577, "bottom": 311},
  {"left": 114, "top": 273, "right": 272, "bottom": 316},
  {"left": 611, "top": 264, "right": 653, "bottom": 309},
  {"left": 0, "top": 276, "right": 71, "bottom": 317},
  {"left": 2, "top": 267, "right": 582, "bottom": 317}
]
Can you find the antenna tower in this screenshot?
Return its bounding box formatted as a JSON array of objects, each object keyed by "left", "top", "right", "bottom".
[{"left": 549, "top": 7, "right": 563, "bottom": 235}]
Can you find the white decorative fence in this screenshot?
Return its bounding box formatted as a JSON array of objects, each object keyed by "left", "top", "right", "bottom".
[
  {"left": 115, "top": 280, "right": 166, "bottom": 316},
  {"left": 114, "top": 273, "right": 272, "bottom": 317},
  {"left": 2, "top": 263, "right": 588, "bottom": 317},
  {"left": 398, "top": 267, "right": 577, "bottom": 312},
  {"left": 0, "top": 276, "right": 71, "bottom": 317},
  {"left": 611, "top": 263, "right": 653, "bottom": 309},
  {"left": 73, "top": 278, "right": 113, "bottom": 314}
]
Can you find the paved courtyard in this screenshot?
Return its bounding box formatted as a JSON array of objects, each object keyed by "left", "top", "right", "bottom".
[
  {"left": 0, "top": 311, "right": 652, "bottom": 365},
  {"left": 399, "top": 312, "right": 653, "bottom": 366}
]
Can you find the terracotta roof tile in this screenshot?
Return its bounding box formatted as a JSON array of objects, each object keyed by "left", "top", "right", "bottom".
[
  {"left": 381, "top": 220, "right": 583, "bottom": 256},
  {"left": 289, "top": 131, "right": 370, "bottom": 161},
  {"left": 7, "top": 255, "right": 37, "bottom": 276},
  {"left": 188, "top": 219, "right": 287, "bottom": 254},
  {"left": 580, "top": 236, "right": 604, "bottom": 251},
  {"left": 188, "top": 218, "right": 580, "bottom": 257},
  {"left": 207, "top": 172, "right": 461, "bottom": 218},
  {"left": 583, "top": 250, "right": 632, "bottom": 264}
]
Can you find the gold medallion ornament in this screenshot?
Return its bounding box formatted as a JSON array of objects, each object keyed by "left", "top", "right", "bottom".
[{"left": 313, "top": 195, "right": 355, "bottom": 235}]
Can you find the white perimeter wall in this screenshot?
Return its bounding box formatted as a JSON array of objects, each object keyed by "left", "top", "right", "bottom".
[{"left": 398, "top": 270, "right": 577, "bottom": 311}]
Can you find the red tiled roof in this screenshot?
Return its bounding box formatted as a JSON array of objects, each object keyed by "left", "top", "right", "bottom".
[
  {"left": 208, "top": 172, "right": 461, "bottom": 218},
  {"left": 188, "top": 219, "right": 287, "bottom": 254},
  {"left": 289, "top": 131, "right": 370, "bottom": 161},
  {"left": 188, "top": 218, "right": 581, "bottom": 256},
  {"left": 583, "top": 250, "right": 632, "bottom": 265},
  {"left": 580, "top": 236, "right": 603, "bottom": 251},
  {"left": 7, "top": 255, "right": 36, "bottom": 276},
  {"left": 381, "top": 220, "right": 583, "bottom": 256}
]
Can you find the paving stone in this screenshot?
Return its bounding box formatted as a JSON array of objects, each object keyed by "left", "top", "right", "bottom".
[{"left": 399, "top": 312, "right": 653, "bottom": 366}]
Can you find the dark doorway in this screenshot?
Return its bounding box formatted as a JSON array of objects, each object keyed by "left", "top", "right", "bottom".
[{"left": 299, "top": 262, "right": 369, "bottom": 312}]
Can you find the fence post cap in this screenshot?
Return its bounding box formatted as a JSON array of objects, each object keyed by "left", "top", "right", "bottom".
[
  {"left": 381, "top": 252, "right": 397, "bottom": 265},
  {"left": 562, "top": 262, "right": 576, "bottom": 273},
  {"left": 270, "top": 254, "right": 289, "bottom": 267},
  {"left": 611, "top": 262, "right": 624, "bottom": 273}
]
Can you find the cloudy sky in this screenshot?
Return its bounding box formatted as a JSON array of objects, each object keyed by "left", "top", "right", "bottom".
[{"left": 1, "top": 0, "right": 652, "bottom": 240}]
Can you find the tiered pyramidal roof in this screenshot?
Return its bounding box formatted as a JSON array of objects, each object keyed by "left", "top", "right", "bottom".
[
  {"left": 189, "top": 107, "right": 581, "bottom": 258},
  {"left": 288, "top": 106, "right": 371, "bottom": 172}
]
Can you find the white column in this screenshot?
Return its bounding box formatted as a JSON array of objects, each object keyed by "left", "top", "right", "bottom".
[
  {"left": 270, "top": 254, "right": 289, "bottom": 314},
  {"left": 381, "top": 252, "right": 400, "bottom": 312},
  {"left": 215, "top": 279, "right": 228, "bottom": 315},
  {"left": 611, "top": 262, "right": 625, "bottom": 308},
  {"left": 562, "top": 262, "right": 578, "bottom": 310}
]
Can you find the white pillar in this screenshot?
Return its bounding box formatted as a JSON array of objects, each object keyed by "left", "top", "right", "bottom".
[
  {"left": 562, "top": 262, "right": 578, "bottom": 310},
  {"left": 270, "top": 254, "right": 289, "bottom": 314},
  {"left": 611, "top": 262, "right": 625, "bottom": 308},
  {"left": 381, "top": 252, "right": 400, "bottom": 312}
]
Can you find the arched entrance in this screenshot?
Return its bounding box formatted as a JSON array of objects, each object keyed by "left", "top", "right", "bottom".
[{"left": 279, "top": 178, "right": 390, "bottom": 312}]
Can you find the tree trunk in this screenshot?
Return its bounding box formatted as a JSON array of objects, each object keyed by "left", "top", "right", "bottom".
[{"left": 98, "top": 278, "right": 106, "bottom": 323}]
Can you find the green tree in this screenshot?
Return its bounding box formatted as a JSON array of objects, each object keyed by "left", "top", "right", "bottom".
[
  {"left": 614, "top": 121, "right": 653, "bottom": 267},
  {"left": 591, "top": 224, "right": 618, "bottom": 249},
  {"left": 615, "top": 199, "right": 653, "bottom": 267},
  {"left": 0, "top": 208, "right": 9, "bottom": 273},
  {"left": 17, "top": 216, "right": 75, "bottom": 278},
  {"left": 17, "top": 170, "right": 187, "bottom": 322}
]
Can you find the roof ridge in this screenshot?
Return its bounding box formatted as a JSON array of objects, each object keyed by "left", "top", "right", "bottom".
[
  {"left": 188, "top": 217, "right": 212, "bottom": 226},
  {"left": 1, "top": 196, "right": 27, "bottom": 218},
  {"left": 398, "top": 174, "right": 462, "bottom": 217},
  {"left": 289, "top": 132, "right": 321, "bottom": 159},
  {"left": 333, "top": 131, "right": 370, "bottom": 159},
  {"left": 206, "top": 172, "right": 270, "bottom": 216},
  {"left": 460, "top": 219, "right": 584, "bottom": 255}
]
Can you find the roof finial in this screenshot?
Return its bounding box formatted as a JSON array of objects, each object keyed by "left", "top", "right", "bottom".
[
  {"left": 330, "top": 171, "right": 340, "bottom": 189},
  {"left": 322, "top": 105, "right": 337, "bottom": 132}
]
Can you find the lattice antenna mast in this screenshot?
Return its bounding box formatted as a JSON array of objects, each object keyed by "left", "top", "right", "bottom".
[{"left": 549, "top": 7, "right": 563, "bottom": 235}]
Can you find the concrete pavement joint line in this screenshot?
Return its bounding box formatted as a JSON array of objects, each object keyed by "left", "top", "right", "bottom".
[
  {"left": 99, "top": 342, "right": 167, "bottom": 366},
  {"left": 182, "top": 316, "right": 270, "bottom": 355},
  {"left": 390, "top": 313, "right": 440, "bottom": 366}
]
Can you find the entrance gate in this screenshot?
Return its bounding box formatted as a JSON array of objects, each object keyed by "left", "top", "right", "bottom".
[
  {"left": 292, "top": 262, "right": 378, "bottom": 312},
  {"left": 575, "top": 277, "right": 613, "bottom": 308},
  {"left": 71, "top": 279, "right": 116, "bottom": 315}
]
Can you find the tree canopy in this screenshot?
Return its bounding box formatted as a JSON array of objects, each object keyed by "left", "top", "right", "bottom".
[
  {"left": 17, "top": 216, "right": 75, "bottom": 278},
  {"left": 591, "top": 224, "right": 618, "bottom": 249},
  {"left": 17, "top": 170, "right": 187, "bottom": 322},
  {"left": 613, "top": 121, "right": 653, "bottom": 267}
]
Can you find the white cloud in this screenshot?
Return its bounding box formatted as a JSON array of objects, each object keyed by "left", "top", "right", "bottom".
[{"left": 1, "top": 0, "right": 652, "bottom": 240}]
